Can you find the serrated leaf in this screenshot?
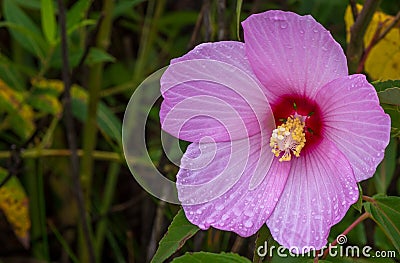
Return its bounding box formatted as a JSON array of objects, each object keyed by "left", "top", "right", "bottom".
[
  {"left": 381, "top": 104, "right": 400, "bottom": 137},
  {"left": 151, "top": 209, "right": 199, "bottom": 263},
  {"left": 378, "top": 88, "right": 400, "bottom": 106},
  {"left": 345, "top": 5, "right": 400, "bottom": 80},
  {"left": 372, "top": 80, "right": 400, "bottom": 92},
  {"left": 171, "top": 252, "right": 251, "bottom": 263},
  {"left": 364, "top": 195, "right": 400, "bottom": 254},
  {"left": 0, "top": 167, "right": 30, "bottom": 248},
  {"left": 41, "top": 0, "right": 56, "bottom": 44}
]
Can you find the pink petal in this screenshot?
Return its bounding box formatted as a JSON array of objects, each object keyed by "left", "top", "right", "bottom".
[
  {"left": 177, "top": 133, "right": 290, "bottom": 237},
  {"left": 242, "top": 10, "right": 347, "bottom": 103},
  {"left": 267, "top": 138, "right": 358, "bottom": 252},
  {"left": 315, "top": 74, "right": 391, "bottom": 182},
  {"left": 160, "top": 41, "right": 274, "bottom": 142}
]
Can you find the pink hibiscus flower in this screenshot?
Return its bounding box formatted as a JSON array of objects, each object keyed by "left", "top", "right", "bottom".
[{"left": 159, "top": 10, "right": 390, "bottom": 251}]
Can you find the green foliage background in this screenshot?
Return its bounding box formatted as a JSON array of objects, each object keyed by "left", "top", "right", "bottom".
[{"left": 0, "top": 0, "right": 399, "bottom": 262}]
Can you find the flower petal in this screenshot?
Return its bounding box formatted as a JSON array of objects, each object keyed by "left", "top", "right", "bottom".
[
  {"left": 160, "top": 41, "right": 274, "bottom": 142},
  {"left": 242, "top": 10, "right": 347, "bottom": 102},
  {"left": 266, "top": 138, "right": 358, "bottom": 252},
  {"left": 177, "top": 133, "right": 290, "bottom": 237},
  {"left": 315, "top": 74, "right": 391, "bottom": 182}
]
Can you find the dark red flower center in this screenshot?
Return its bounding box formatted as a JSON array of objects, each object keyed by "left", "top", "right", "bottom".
[{"left": 271, "top": 95, "right": 323, "bottom": 153}]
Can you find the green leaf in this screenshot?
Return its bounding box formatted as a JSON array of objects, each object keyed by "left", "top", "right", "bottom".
[
  {"left": 171, "top": 252, "right": 251, "bottom": 263},
  {"left": 0, "top": 167, "right": 30, "bottom": 248},
  {"left": 113, "top": 0, "right": 146, "bottom": 18},
  {"left": 14, "top": 0, "right": 41, "bottom": 9},
  {"left": 3, "top": 0, "right": 47, "bottom": 59},
  {"left": 364, "top": 195, "right": 400, "bottom": 253},
  {"left": 253, "top": 225, "right": 276, "bottom": 263},
  {"left": 0, "top": 81, "right": 35, "bottom": 139},
  {"left": 374, "top": 138, "right": 397, "bottom": 194},
  {"left": 236, "top": 0, "right": 243, "bottom": 40},
  {"left": 27, "top": 94, "right": 62, "bottom": 117},
  {"left": 66, "top": 0, "right": 92, "bottom": 31},
  {"left": 372, "top": 80, "right": 400, "bottom": 92},
  {"left": 378, "top": 88, "right": 400, "bottom": 106},
  {"left": 352, "top": 183, "right": 363, "bottom": 213},
  {"left": 86, "top": 47, "right": 116, "bottom": 65},
  {"left": 151, "top": 209, "right": 199, "bottom": 263},
  {"left": 41, "top": 0, "right": 57, "bottom": 44},
  {"left": 71, "top": 86, "right": 122, "bottom": 145},
  {"left": 382, "top": 104, "right": 400, "bottom": 137}
]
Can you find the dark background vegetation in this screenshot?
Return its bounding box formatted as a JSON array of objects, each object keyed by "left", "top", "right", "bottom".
[{"left": 0, "top": 0, "right": 399, "bottom": 262}]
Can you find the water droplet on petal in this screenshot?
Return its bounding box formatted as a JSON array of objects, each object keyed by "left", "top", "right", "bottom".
[
  {"left": 222, "top": 214, "right": 229, "bottom": 220},
  {"left": 244, "top": 220, "right": 253, "bottom": 228},
  {"left": 280, "top": 22, "right": 288, "bottom": 29},
  {"left": 299, "top": 30, "right": 304, "bottom": 34},
  {"left": 273, "top": 228, "right": 279, "bottom": 232},
  {"left": 215, "top": 204, "right": 224, "bottom": 211},
  {"left": 313, "top": 29, "right": 318, "bottom": 33}
]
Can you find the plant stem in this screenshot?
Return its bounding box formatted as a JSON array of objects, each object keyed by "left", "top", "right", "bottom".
[
  {"left": 57, "top": 0, "right": 96, "bottom": 262},
  {"left": 94, "top": 162, "right": 120, "bottom": 259},
  {"left": 346, "top": 0, "right": 381, "bottom": 73},
  {"left": 80, "top": 0, "right": 114, "bottom": 204},
  {"left": 320, "top": 212, "right": 371, "bottom": 260}
]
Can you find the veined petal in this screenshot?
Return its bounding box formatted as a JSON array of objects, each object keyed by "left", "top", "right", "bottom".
[
  {"left": 177, "top": 133, "right": 290, "bottom": 237},
  {"left": 315, "top": 74, "right": 390, "bottom": 182},
  {"left": 160, "top": 41, "right": 274, "bottom": 142},
  {"left": 242, "top": 10, "right": 347, "bottom": 102},
  {"left": 267, "top": 138, "right": 358, "bottom": 252}
]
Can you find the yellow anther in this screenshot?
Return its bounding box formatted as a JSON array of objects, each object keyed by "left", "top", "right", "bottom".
[{"left": 269, "top": 115, "right": 306, "bottom": 162}]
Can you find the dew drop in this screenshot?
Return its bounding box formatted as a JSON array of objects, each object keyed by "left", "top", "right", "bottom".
[
  {"left": 244, "top": 220, "right": 253, "bottom": 228},
  {"left": 244, "top": 210, "right": 255, "bottom": 217},
  {"left": 313, "top": 29, "right": 318, "bottom": 33},
  {"left": 280, "top": 22, "right": 288, "bottom": 29},
  {"left": 299, "top": 30, "right": 304, "bottom": 34},
  {"left": 273, "top": 228, "right": 279, "bottom": 232},
  {"left": 233, "top": 207, "right": 242, "bottom": 216},
  {"left": 215, "top": 204, "right": 224, "bottom": 211}
]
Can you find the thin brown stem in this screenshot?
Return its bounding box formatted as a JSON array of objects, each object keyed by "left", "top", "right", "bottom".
[
  {"left": 321, "top": 212, "right": 371, "bottom": 260},
  {"left": 346, "top": 0, "right": 381, "bottom": 73},
  {"left": 376, "top": 10, "right": 400, "bottom": 43},
  {"left": 362, "top": 195, "right": 376, "bottom": 203},
  {"left": 57, "top": 0, "right": 96, "bottom": 262}
]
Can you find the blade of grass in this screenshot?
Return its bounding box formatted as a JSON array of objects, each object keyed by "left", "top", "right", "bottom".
[{"left": 94, "top": 162, "right": 120, "bottom": 259}]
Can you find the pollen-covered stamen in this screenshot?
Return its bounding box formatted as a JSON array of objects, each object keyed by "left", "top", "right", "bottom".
[{"left": 269, "top": 115, "right": 306, "bottom": 162}]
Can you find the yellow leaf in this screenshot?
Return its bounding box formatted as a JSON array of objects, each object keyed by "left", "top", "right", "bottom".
[
  {"left": 0, "top": 79, "right": 35, "bottom": 139},
  {"left": 0, "top": 167, "right": 30, "bottom": 248},
  {"left": 345, "top": 5, "right": 400, "bottom": 80}
]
